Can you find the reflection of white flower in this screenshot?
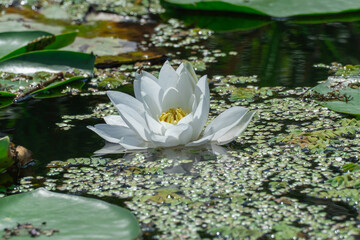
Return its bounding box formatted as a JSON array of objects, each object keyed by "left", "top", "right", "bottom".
[{"left": 88, "top": 61, "right": 256, "bottom": 151}]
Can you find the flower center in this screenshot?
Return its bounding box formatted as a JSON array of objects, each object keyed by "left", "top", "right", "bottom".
[{"left": 159, "top": 108, "right": 187, "bottom": 124}]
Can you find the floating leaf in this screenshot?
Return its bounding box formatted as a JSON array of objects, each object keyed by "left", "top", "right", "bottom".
[
  {"left": 62, "top": 37, "right": 137, "bottom": 56},
  {"left": 163, "top": 0, "right": 360, "bottom": 18},
  {"left": 32, "top": 76, "right": 88, "bottom": 98},
  {"left": 0, "top": 31, "right": 77, "bottom": 62},
  {"left": 0, "top": 50, "right": 95, "bottom": 75},
  {"left": 95, "top": 51, "right": 165, "bottom": 68},
  {"left": 0, "top": 136, "right": 13, "bottom": 173},
  {"left": 162, "top": 9, "right": 271, "bottom": 32},
  {"left": 0, "top": 31, "right": 52, "bottom": 59},
  {"left": 311, "top": 77, "right": 360, "bottom": 116},
  {"left": 0, "top": 91, "right": 16, "bottom": 108},
  {"left": 0, "top": 188, "right": 141, "bottom": 239}
]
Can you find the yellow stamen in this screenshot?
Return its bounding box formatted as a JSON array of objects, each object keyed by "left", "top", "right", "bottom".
[{"left": 159, "top": 108, "right": 187, "bottom": 124}]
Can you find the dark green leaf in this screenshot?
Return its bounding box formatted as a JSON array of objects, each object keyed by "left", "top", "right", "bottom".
[
  {"left": 0, "top": 188, "right": 141, "bottom": 240},
  {"left": 0, "top": 91, "right": 16, "bottom": 108},
  {"left": 0, "top": 136, "right": 13, "bottom": 173},
  {"left": 163, "top": 0, "right": 360, "bottom": 18},
  {"left": 32, "top": 76, "right": 87, "bottom": 98},
  {"left": 0, "top": 50, "right": 95, "bottom": 75},
  {"left": 162, "top": 9, "right": 271, "bottom": 32}
]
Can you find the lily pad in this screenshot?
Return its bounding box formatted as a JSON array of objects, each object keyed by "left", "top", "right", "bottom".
[
  {"left": 32, "top": 76, "right": 88, "bottom": 98},
  {"left": 0, "top": 91, "right": 16, "bottom": 108},
  {"left": 95, "top": 51, "right": 165, "bottom": 68},
  {"left": 0, "top": 136, "right": 13, "bottom": 173},
  {"left": 0, "top": 31, "right": 77, "bottom": 62},
  {"left": 163, "top": 0, "right": 360, "bottom": 18},
  {"left": 162, "top": 9, "right": 271, "bottom": 32},
  {"left": 0, "top": 188, "right": 141, "bottom": 239},
  {"left": 311, "top": 77, "right": 360, "bottom": 116},
  {"left": 0, "top": 50, "right": 95, "bottom": 75}
]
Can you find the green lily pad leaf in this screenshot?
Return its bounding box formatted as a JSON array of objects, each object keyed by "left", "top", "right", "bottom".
[
  {"left": 0, "top": 91, "right": 16, "bottom": 108},
  {"left": 62, "top": 37, "right": 137, "bottom": 56},
  {"left": 163, "top": 0, "right": 360, "bottom": 18},
  {"left": 0, "top": 188, "right": 141, "bottom": 239},
  {"left": 0, "top": 31, "right": 77, "bottom": 62},
  {"left": 0, "top": 50, "right": 95, "bottom": 75},
  {"left": 32, "top": 76, "right": 87, "bottom": 98},
  {"left": 0, "top": 31, "right": 52, "bottom": 59},
  {"left": 162, "top": 9, "right": 271, "bottom": 32},
  {"left": 0, "top": 136, "right": 13, "bottom": 173},
  {"left": 95, "top": 51, "right": 165, "bottom": 68},
  {"left": 311, "top": 77, "right": 360, "bottom": 116},
  {"left": 291, "top": 11, "right": 360, "bottom": 24}
]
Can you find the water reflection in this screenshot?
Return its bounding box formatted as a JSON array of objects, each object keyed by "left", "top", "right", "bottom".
[
  {"left": 98, "top": 143, "right": 228, "bottom": 175},
  {"left": 165, "top": 10, "right": 360, "bottom": 87}
]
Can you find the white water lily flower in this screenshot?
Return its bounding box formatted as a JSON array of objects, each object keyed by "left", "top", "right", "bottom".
[{"left": 88, "top": 61, "right": 256, "bottom": 151}]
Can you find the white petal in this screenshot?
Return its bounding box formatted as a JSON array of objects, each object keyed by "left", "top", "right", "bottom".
[
  {"left": 189, "top": 94, "right": 197, "bottom": 113},
  {"left": 88, "top": 125, "right": 120, "bottom": 143},
  {"left": 216, "top": 110, "right": 256, "bottom": 145},
  {"left": 149, "top": 134, "right": 178, "bottom": 147},
  {"left": 203, "top": 106, "right": 249, "bottom": 140},
  {"left": 161, "top": 87, "right": 181, "bottom": 112},
  {"left": 175, "top": 63, "right": 184, "bottom": 75},
  {"left": 183, "top": 61, "right": 198, "bottom": 84},
  {"left": 158, "top": 60, "right": 178, "bottom": 90},
  {"left": 165, "top": 124, "right": 193, "bottom": 145},
  {"left": 114, "top": 103, "right": 149, "bottom": 140},
  {"left": 191, "top": 76, "right": 210, "bottom": 139},
  {"left": 134, "top": 70, "right": 158, "bottom": 103},
  {"left": 177, "top": 112, "right": 193, "bottom": 125},
  {"left": 160, "top": 121, "right": 174, "bottom": 129},
  {"left": 145, "top": 112, "right": 164, "bottom": 135},
  {"left": 185, "top": 134, "right": 213, "bottom": 147},
  {"left": 176, "top": 71, "right": 194, "bottom": 111},
  {"left": 107, "top": 91, "right": 144, "bottom": 115},
  {"left": 141, "top": 76, "right": 163, "bottom": 117},
  {"left": 103, "top": 115, "right": 127, "bottom": 127},
  {"left": 88, "top": 124, "right": 138, "bottom": 144},
  {"left": 120, "top": 137, "right": 150, "bottom": 150}
]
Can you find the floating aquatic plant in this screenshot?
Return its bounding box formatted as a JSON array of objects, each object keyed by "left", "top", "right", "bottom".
[{"left": 88, "top": 61, "right": 256, "bottom": 152}]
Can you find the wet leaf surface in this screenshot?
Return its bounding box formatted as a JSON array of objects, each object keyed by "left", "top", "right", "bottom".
[
  {"left": 309, "top": 64, "right": 360, "bottom": 116},
  {"left": 0, "top": 188, "right": 141, "bottom": 240}
]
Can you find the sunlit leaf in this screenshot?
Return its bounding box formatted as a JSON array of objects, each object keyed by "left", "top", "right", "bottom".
[
  {"left": 0, "top": 31, "right": 77, "bottom": 61},
  {"left": 0, "top": 188, "right": 141, "bottom": 240},
  {"left": 311, "top": 77, "right": 360, "bottom": 116}
]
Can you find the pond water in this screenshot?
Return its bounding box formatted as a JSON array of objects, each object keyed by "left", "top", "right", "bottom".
[{"left": 1, "top": 3, "right": 360, "bottom": 240}]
